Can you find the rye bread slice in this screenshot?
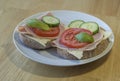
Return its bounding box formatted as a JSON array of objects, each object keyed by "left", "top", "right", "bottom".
[
  {"left": 57, "top": 39, "right": 110, "bottom": 60},
  {"left": 19, "top": 33, "right": 52, "bottom": 49}
]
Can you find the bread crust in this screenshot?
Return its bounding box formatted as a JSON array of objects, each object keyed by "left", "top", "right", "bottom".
[{"left": 57, "top": 39, "right": 110, "bottom": 60}]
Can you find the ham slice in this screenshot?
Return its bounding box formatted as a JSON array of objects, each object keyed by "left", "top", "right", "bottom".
[{"left": 39, "top": 12, "right": 53, "bottom": 20}]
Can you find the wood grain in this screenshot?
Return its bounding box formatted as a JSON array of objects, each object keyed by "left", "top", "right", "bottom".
[{"left": 0, "top": 0, "right": 120, "bottom": 81}]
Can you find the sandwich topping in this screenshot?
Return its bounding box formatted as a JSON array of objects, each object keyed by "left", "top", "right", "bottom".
[
  {"left": 26, "top": 15, "right": 60, "bottom": 37},
  {"left": 30, "top": 26, "right": 60, "bottom": 37},
  {"left": 53, "top": 20, "right": 112, "bottom": 59},
  {"left": 59, "top": 28, "right": 93, "bottom": 48}
]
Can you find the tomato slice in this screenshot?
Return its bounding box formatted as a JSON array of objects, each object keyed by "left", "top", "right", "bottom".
[
  {"left": 30, "top": 27, "right": 60, "bottom": 37},
  {"left": 60, "top": 28, "right": 92, "bottom": 48}
]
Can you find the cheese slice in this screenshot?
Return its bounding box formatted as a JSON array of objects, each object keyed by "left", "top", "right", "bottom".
[
  {"left": 102, "top": 31, "right": 112, "bottom": 40},
  {"left": 67, "top": 49, "right": 83, "bottom": 59},
  {"left": 27, "top": 36, "right": 51, "bottom": 47}
]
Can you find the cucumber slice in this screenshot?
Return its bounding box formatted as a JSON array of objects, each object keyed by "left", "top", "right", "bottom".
[
  {"left": 42, "top": 16, "right": 60, "bottom": 27},
  {"left": 26, "top": 19, "right": 50, "bottom": 30},
  {"left": 80, "top": 22, "right": 99, "bottom": 34},
  {"left": 68, "top": 20, "right": 84, "bottom": 28}
]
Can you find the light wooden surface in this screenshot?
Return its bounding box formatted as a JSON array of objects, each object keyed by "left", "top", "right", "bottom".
[{"left": 0, "top": 0, "right": 120, "bottom": 81}]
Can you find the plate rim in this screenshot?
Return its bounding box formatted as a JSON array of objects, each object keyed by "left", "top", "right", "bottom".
[{"left": 13, "top": 10, "right": 114, "bottom": 66}]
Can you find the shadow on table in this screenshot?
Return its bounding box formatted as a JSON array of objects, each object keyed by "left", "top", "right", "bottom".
[
  {"left": 6, "top": 47, "right": 111, "bottom": 78},
  {"left": 28, "top": 53, "right": 110, "bottom": 78}
]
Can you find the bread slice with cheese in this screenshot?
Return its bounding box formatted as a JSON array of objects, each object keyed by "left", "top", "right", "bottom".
[
  {"left": 57, "top": 39, "right": 109, "bottom": 60},
  {"left": 19, "top": 33, "right": 52, "bottom": 49},
  {"left": 53, "top": 28, "right": 112, "bottom": 60}
]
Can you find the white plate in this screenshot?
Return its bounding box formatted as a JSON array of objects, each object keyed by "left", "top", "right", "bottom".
[{"left": 13, "top": 10, "right": 114, "bottom": 66}]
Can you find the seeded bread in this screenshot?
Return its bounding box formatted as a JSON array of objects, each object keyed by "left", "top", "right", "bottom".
[
  {"left": 19, "top": 33, "right": 52, "bottom": 49},
  {"left": 57, "top": 39, "right": 110, "bottom": 60}
]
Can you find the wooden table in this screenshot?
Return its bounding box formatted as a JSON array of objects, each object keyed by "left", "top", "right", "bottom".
[{"left": 0, "top": 0, "right": 120, "bottom": 81}]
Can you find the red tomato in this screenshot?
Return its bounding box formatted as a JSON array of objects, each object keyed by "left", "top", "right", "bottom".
[
  {"left": 60, "top": 28, "right": 92, "bottom": 48},
  {"left": 31, "top": 27, "right": 60, "bottom": 37}
]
